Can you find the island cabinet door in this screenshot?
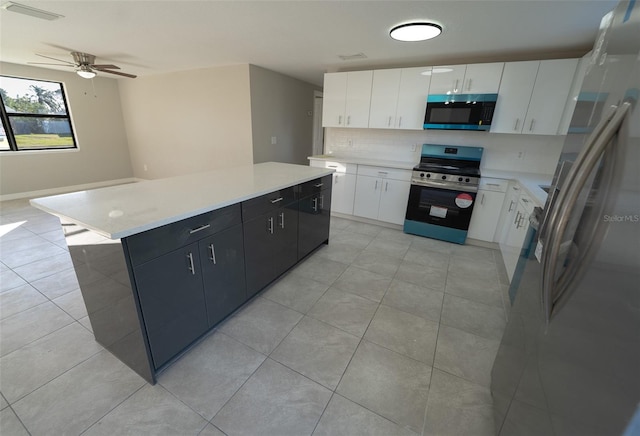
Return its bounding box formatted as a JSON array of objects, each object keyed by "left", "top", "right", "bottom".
[
  {"left": 243, "top": 212, "right": 279, "bottom": 297},
  {"left": 298, "top": 188, "right": 332, "bottom": 260},
  {"left": 274, "top": 204, "right": 299, "bottom": 274},
  {"left": 134, "top": 242, "right": 208, "bottom": 369},
  {"left": 199, "top": 224, "right": 247, "bottom": 327}
]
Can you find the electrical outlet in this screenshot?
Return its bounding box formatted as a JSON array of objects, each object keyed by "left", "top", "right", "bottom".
[
  {"left": 347, "top": 139, "right": 353, "bottom": 147},
  {"left": 271, "top": 136, "right": 277, "bottom": 145},
  {"left": 517, "top": 150, "right": 526, "bottom": 160},
  {"left": 143, "top": 164, "right": 148, "bottom": 172},
  {"left": 411, "top": 144, "right": 417, "bottom": 152}
]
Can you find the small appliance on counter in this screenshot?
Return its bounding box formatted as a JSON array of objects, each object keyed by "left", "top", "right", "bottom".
[
  {"left": 423, "top": 93, "right": 497, "bottom": 130},
  {"left": 403, "top": 144, "right": 483, "bottom": 244}
]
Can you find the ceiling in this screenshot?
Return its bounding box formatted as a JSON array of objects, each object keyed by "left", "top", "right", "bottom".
[{"left": 0, "top": 0, "right": 618, "bottom": 86}]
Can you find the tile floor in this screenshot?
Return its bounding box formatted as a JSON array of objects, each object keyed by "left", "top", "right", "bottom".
[{"left": 0, "top": 199, "right": 511, "bottom": 436}]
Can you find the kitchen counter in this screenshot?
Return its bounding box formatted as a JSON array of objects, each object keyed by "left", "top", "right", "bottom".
[
  {"left": 308, "top": 154, "right": 417, "bottom": 170},
  {"left": 481, "top": 169, "right": 553, "bottom": 206},
  {"left": 30, "top": 162, "right": 334, "bottom": 239}
]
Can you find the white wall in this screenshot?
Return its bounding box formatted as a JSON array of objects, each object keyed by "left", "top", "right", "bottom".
[
  {"left": 324, "top": 128, "right": 565, "bottom": 175},
  {"left": 118, "top": 65, "right": 254, "bottom": 179},
  {"left": 249, "top": 65, "right": 321, "bottom": 165},
  {"left": 0, "top": 62, "right": 134, "bottom": 197}
]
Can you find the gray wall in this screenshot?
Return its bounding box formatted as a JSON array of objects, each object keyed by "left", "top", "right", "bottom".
[
  {"left": 118, "top": 65, "right": 254, "bottom": 180},
  {"left": 0, "top": 62, "right": 133, "bottom": 197},
  {"left": 249, "top": 65, "right": 321, "bottom": 165}
]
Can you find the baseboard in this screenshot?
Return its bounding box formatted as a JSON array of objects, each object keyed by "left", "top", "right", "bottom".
[{"left": 0, "top": 177, "right": 144, "bottom": 202}]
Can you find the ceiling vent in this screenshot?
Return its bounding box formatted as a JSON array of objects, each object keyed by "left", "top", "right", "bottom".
[
  {"left": 2, "top": 2, "right": 63, "bottom": 20},
  {"left": 338, "top": 53, "right": 368, "bottom": 61}
]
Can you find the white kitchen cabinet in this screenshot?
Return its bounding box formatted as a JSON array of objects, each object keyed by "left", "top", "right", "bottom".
[
  {"left": 497, "top": 182, "right": 522, "bottom": 250},
  {"left": 428, "top": 62, "right": 504, "bottom": 95},
  {"left": 467, "top": 178, "right": 508, "bottom": 242},
  {"left": 368, "top": 67, "right": 432, "bottom": 130},
  {"left": 490, "top": 61, "right": 540, "bottom": 134},
  {"left": 501, "top": 193, "right": 535, "bottom": 282},
  {"left": 491, "top": 59, "right": 579, "bottom": 135},
  {"left": 522, "top": 58, "right": 579, "bottom": 135},
  {"left": 353, "top": 166, "right": 412, "bottom": 225},
  {"left": 322, "top": 71, "right": 373, "bottom": 128},
  {"left": 309, "top": 160, "right": 357, "bottom": 215}
]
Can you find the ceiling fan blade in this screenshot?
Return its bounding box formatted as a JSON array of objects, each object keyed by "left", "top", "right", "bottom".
[
  {"left": 27, "top": 62, "right": 73, "bottom": 67},
  {"left": 35, "top": 53, "right": 75, "bottom": 65},
  {"left": 94, "top": 68, "right": 137, "bottom": 78},
  {"left": 90, "top": 64, "right": 120, "bottom": 69}
]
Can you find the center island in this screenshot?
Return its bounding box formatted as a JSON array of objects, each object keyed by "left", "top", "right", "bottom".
[{"left": 30, "top": 162, "right": 334, "bottom": 383}]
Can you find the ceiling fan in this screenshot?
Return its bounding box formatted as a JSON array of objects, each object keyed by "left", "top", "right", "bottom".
[{"left": 28, "top": 51, "right": 137, "bottom": 79}]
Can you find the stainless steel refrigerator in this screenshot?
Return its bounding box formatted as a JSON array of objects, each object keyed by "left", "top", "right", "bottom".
[{"left": 491, "top": 1, "right": 640, "bottom": 434}]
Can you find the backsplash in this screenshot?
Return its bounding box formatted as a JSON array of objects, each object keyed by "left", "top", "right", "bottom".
[{"left": 324, "top": 128, "right": 565, "bottom": 175}]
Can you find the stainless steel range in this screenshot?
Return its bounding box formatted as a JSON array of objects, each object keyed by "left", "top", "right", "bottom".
[{"left": 404, "top": 144, "right": 483, "bottom": 244}]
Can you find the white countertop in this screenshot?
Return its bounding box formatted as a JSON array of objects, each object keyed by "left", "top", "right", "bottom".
[
  {"left": 308, "top": 154, "right": 417, "bottom": 170},
  {"left": 481, "top": 169, "right": 553, "bottom": 206},
  {"left": 30, "top": 162, "right": 334, "bottom": 240}
]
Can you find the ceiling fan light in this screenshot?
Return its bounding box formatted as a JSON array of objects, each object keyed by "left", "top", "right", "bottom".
[
  {"left": 390, "top": 22, "right": 442, "bottom": 42},
  {"left": 77, "top": 68, "right": 96, "bottom": 79}
]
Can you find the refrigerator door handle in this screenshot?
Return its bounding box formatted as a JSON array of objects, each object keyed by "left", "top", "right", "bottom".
[{"left": 541, "top": 102, "right": 631, "bottom": 323}]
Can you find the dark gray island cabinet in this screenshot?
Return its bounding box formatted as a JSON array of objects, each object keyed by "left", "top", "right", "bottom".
[{"left": 31, "top": 163, "right": 333, "bottom": 384}]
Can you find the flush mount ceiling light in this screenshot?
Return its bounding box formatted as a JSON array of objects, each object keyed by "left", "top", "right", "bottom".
[
  {"left": 76, "top": 65, "right": 96, "bottom": 79},
  {"left": 390, "top": 22, "right": 442, "bottom": 42},
  {"left": 2, "top": 2, "right": 63, "bottom": 20}
]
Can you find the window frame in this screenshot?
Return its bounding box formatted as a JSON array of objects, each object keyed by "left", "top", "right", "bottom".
[{"left": 0, "top": 75, "right": 78, "bottom": 152}]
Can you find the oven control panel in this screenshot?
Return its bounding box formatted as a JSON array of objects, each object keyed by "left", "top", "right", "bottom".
[{"left": 411, "top": 170, "right": 479, "bottom": 190}]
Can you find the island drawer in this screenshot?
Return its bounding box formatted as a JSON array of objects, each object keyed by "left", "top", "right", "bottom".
[
  {"left": 298, "top": 175, "right": 332, "bottom": 198},
  {"left": 241, "top": 186, "right": 296, "bottom": 222},
  {"left": 125, "top": 204, "right": 241, "bottom": 267}
]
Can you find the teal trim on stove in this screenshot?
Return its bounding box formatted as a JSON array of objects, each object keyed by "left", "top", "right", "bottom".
[
  {"left": 403, "top": 220, "right": 468, "bottom": 244},
  {"left": 420, "top": 144, "right": 484, "bottom": 161}
]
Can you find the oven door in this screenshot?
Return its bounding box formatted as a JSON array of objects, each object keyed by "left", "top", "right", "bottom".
[{"left": 405, "top": 183, "right": 477, "bottom": 229}]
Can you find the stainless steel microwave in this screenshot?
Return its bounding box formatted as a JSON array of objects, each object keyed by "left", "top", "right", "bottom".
[{"left": 423, "top": 93, "right": 498, "bottom": 131}]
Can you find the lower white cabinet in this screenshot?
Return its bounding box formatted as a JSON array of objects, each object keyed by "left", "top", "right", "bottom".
[
  {"left": 353, "top": 166, "right": 412, "bottom": 225},
  {"left": 309, "top": 160, "right": 357, "bottom": 215},
  {"left": 467, "top": 178, "right": 508, "bottom": 242},
  {"left": 501, "top": 193, "right": 535, "bottom": 282}
]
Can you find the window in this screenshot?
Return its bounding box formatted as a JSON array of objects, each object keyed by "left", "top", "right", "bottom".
[{"left": 0, "top": 76, "right": 77, "bottom": 151}]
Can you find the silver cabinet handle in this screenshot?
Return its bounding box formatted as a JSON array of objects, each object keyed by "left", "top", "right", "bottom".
[
  {"left": 279, "top": 212, "right": 285, "bottom": 229},
  {"left": 208, "top": 243, "right": 216, "bottom": 264},
  {"left": 314, "top": 183, "right": 323, "bottom": 188},
  {"left": 270, "top": 197, "right": 283, "bottom": 204},
  {"left": 529, "top": 119, "right": 535, "bottom": 131},
  {"left": 189, "top": 224, "right": 210, "bottom": 234},
  {"left": 312, "top": 197, "right": 318, "bottom": 212},
  {"left": 338, "top": 115, "right": 343, "bottom": 125},
  {"left": 385, "top": 181, "right": 389, "bottom": 192},
  {"left": 268, "top": 217, "right": 274, "bottom": 234},
  {"left": 388, "top": 116, "right": 392, "bottom": 127},
  {"left": 187, "top": 252, "right": 195, "bottom": 275},
  {"left": 541, "top": 102, "right": 630, "bottom": 324},
  {"left": 327, "top": 165, "right": 338, "bottom": 168},
  {"left": 347, "top": 115, "right": 351, "bottom": 125},
  {"left": 374, "top": 180, "right": 379, "bottom": 190},
  {"left": 486, "top": 183, "right": 501, "bottom": 187},
  {"left": 513, "top": 118, "right": 520, "bottom": 131},
  {"left": 507, "top": 200, "right": 515, "bottom": 212},
  {"left": 480, "top": 193, "right": 485, "bottom": 205},
  {"left": 398, "top": 116, "right": 402, "bottom": 128},
  {"left": 521, "top": 198, "right": 529, "bottom": 204},
  {"left": 319, "top": 195, "right": 324, "bottom": 208},
  {"left": 453, "top": 79, "right": 459, "bottom": 92},
  {"left": 514, "top": 210, "right": 521, "bottom": 225},
  {"left": 466, "top": 78, "right": 472, "bottom": 91}
]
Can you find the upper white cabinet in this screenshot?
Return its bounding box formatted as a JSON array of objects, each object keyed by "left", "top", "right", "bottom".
[
  {"left": 523, "top": 59, "right": 579, "bottom": 135},
  {"left": 322, "top": 71, "right": 373, "bottom": 128},
  {"left": 491, "top": 59, "right": 579, "bottom": 134},
  {"left": 428, "top": 62, "right": 504, "bottom": 95},
  {"left": 369, "top": 67, "right": 432, "bottom": 130}
]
